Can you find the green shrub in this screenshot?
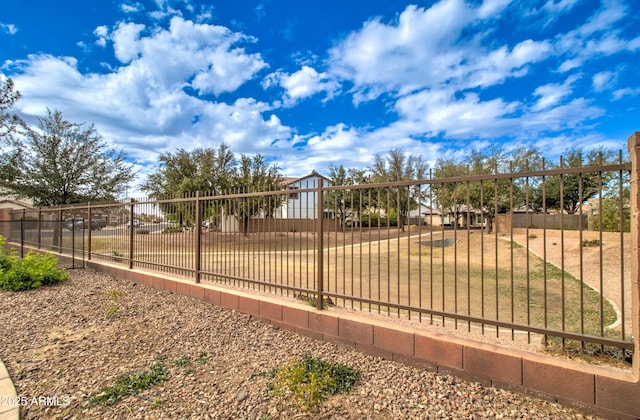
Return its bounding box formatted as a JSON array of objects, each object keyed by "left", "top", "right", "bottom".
[
  {"left": 582, "top": 239, "right": 601, "bottom": 247},
  {"left": 360, "top": 212, "right": 392, "bottom": 227},
  {"left": 136, "top": 229, "right": 150, "bottom": 235},
  {"left": 0, "top": 238, "right": 68, "bottom": 292},
  {"left": 105, "top": 289, "right": 124, "bottom": 318},
  {"left": 266, "top": 353, "right": 360, "bottom": 412},
  {"left": 0, "top": 236, "right": 13, "bottom": 272},
  {"left": 360, "top": 213, "right": 381, "bottom": 227},
  {"left": 161, "top": 226, "right": 183, "bottom": 234}
]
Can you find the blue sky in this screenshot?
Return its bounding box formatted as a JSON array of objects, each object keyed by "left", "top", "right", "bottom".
[{"left": 1, "top": 0, "right": 639, "bottom": 192}]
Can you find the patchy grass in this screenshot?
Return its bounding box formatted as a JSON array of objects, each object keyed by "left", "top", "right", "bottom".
[
  {"left": 264, "top": 353, "right": 360, "bottom": 412},
  {"left": 581, "top": 239, "right": 601, "bottom": 247},
  {"left": 104, "top": 289, "right": 124, "bottom": 318},
  {"left": 86, "top": 359, "right": 168, "bottom": 407}
]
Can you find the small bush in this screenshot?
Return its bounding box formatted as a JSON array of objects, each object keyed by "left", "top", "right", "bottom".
[
  {"left": 162, "top": 226, "right": 183, "bottom": 234},
  {"left": 582, "top": 239, "right": 601, "bottom": 247},
  {"left": 266, "top": 353, "right": 360, "bottom": 412},
  {"left": 105, "top": 289, "right": 124, "bottom": 318},
  {"left": 0, "top": 236, "right": 13, "bottom": 272},
  {"left": 0, "top": 239, "right": 68, "bottom": 292},
  {"left": 136, "top": 229, "right": 150, "bottom": 235}
]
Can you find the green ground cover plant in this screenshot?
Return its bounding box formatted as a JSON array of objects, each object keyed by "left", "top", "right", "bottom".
[
  {"left": 264, "top": 353, "right": 360, "bottom": 412},
  {"left": 86, "top": 359, "right": 168, "bottom": 407},
  {"left": 0, "top": 235, "right": 68, "bottom": 291},
  {"left": 104, "top": 289, "right": 124, "bottom": 318}
]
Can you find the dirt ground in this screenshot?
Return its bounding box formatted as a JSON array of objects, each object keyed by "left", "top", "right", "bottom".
[{"left": 508, "top": 228, "right": 632, "bottom": 334}]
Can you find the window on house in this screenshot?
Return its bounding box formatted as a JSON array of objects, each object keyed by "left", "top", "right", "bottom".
[{"left": 288, "top": 186, "right": 299, "bottom": 199}]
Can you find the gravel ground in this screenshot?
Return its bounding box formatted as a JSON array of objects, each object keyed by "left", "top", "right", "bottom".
[{"left": 0, "top": 269, "right": 600, "bottom": 419}]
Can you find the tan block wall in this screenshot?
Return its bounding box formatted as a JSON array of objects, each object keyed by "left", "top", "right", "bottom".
[{"left": 81, "top": 258, "right": 640, "bottom": 419}]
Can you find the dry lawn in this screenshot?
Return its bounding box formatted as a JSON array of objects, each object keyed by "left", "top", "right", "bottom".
[{"left": 87, "top": 226, "right": 625, "bottom": 344}]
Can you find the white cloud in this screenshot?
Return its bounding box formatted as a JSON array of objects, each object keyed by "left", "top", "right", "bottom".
[
  {"left": 592, "top": 71, "right": 614, "bottom": 92},
  {"left": 392, "top": 88, "right": 520, "bottom": 138},
  {"left": 94, "top": 25, "right": 109, "bottom": 47},
  {"left": 111, "top": 22, "right": 146, "bottom": 63},
  {"left": 612, "top": 87, "right": 640, "bottom": 100},
  {"left": 524, "top": 98, "right": 604, "bottom": 132},
  {"left": 542, "top": 0, "right": 581, "bottom": 15},
  {"left": 328, "top": 1, "right": 474, "bottom": 96},
  {"left": 464, "top": 39, "right": 552, "bottom": 88},
  {"left": 576, "top": 0, "right": 626, "bottom": 38},
  {"left": 278, "top": 124, "right": 382, "bottom": 175},
  {"left": 532, "top": 75, "right": 579, "bottom": 111},
  {"left": 106, "top": 17, "right": 267, "bottom": 95},
  {"left": 7, "top": 15, "right": 289, "bottom": 167},
  {"left": 120, "top": 2, "right": 145, "bottom": 14},
  {"left": 523, "top": 0, "right": 581, "bottom": 28},
  {"left": 555, "top": 0, "right": 637, "bottom": 72},
  {"left": 327, "top": 0, "right": 549, "bottom": 103},
  {"left": 0, "top": 23, "right": 17, "bottom": 35},
  {"left": 477, "top": 0, "right": 511, "bottom": 18},
  {"left": 3, "top": 0, "right": 637, "bottom": 180},
  {"left": 264, "top": 66, "right": 339, "bottom": 105}
]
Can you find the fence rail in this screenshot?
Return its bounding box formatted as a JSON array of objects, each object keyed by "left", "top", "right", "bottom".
[{"left": 2, "top": 159, "right": 633, "bottom": 360}]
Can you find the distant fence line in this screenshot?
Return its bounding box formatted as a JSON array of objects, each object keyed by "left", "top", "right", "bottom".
[{"left": 495, "top": 213, "right": 588, "bottom": 232}]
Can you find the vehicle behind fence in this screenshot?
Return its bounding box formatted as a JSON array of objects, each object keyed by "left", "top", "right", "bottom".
[{"left": 2, "top": 152, "right": 633, "bottom": 363}]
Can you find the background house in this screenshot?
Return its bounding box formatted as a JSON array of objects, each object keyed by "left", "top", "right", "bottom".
[
  {"left": 0, "top": 198, "right": 33, "bottom": 211},
  {"left": 280, "top": 171, "right": 329, "bottom": 219},
  {"left": 219, "top": 171, "right": 330, "bottom": 233}
]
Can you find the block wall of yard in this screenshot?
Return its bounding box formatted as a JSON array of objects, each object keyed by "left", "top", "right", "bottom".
[{"left": 76, "top": 257, "right": 640, "bottom": 420}]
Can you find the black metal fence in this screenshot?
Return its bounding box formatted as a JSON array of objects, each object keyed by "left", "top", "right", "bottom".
[
  {"left": 1, "top": 218, "right": 86, "bottom": 269},
  {"left": 3, "top": 156, "right": 633, "bottom": 360}
]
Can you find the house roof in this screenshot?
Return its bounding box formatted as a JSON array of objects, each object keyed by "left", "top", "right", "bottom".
[
  {"left": 282, "top": 170, "right": 329, "bottom": 186},
  {"left": 0, "top": 198, "right": 35, "bottom": 210}
]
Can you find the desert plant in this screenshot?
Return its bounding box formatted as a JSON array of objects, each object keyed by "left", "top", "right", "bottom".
[
  {"left": 265, "top": 353, "right": 360, "bottom": 412},
  {"left": 162, "top": 226, "right": 183, "bottom": 234},
  {"left": 105, "top": 289, "right": 124, "bottom": 318},
  {"left": 87, "top": 359, "right": 168, "bottom": 407},
  {"left": 0, "top": 239, "right": 68, "bottom": 292},
  {"left": 0, "top": 236, "right": 13, "bottom": 272}
]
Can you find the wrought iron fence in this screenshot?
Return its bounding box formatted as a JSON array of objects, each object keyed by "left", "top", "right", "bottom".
[
  {"left": 4, "top": 157, "right": 633, "bottom": 359},
  {"left": 1, "top": 216, "right": 86, "bottom": 269}
]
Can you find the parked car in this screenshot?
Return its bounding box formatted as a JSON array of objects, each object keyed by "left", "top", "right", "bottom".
[
  {"left": 91, "top": 219, "right": 107, "bottom": 230},
  {"left": 64, "top": 218, "right": 85, "bottom": 231},
  {"left": 64, "top": 218, "right": 107, "bottom": 231}
]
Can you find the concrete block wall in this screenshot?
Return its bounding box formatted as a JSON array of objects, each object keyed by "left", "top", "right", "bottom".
[{"left": 83, "top": 258, "right": 640, "bottom": 419}]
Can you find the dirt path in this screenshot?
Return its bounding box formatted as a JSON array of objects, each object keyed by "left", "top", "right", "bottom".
[{"left": 508, "top": 228, "right": 632, "bottom": 333}]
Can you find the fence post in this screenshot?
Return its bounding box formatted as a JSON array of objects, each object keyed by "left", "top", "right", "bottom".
[
  {"left": 37, "top": 210, "right": 42, "bottom": 250},
  {"left": 71, "top": 213, "right": 76, "bottom": 269},
  {"left": 87, "top": 202, "right": 92, "bottom": 261},
  {"left": 58, "top": 208, "right": 63, "bottom": 254},
  {"left": 316, "top": 178, "right": 324, "bottom": 310},
  {"left": 195, "top": 191, "right": 202, "bottom": 283},
  {"left": 627, "top": 132, "right": 640, "bottom": 378},
  {"left": 19, "top": 216, "right": 24, "bottom": 258},
  {"left": 129, "top": 199, "right": 135, "bottom": 269}
]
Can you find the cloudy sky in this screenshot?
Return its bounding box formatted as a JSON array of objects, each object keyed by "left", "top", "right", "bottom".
[{"left": 2, "top": 0, "right": 639, "bottom": 192}]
